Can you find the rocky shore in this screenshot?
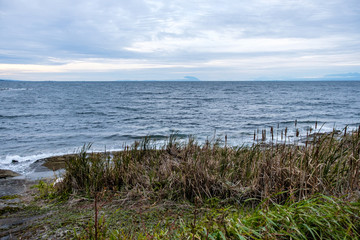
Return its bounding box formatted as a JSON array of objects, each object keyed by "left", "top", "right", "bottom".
[
  {"left": 0, "top": 154, "right": 75, "bottom": 239},
  {"left": 0, "top": 169, "right": 20, "bottom": 179},
  {"left": 0, "top": 154, "right": 74, "bottom": 197},
  {"left": 32, "top": 154, "right": 76, "bottom": 171}
]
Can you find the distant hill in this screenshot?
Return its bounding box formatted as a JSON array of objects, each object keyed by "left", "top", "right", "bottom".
[
  {"left": 0, "top": 79, "right": 19, "bottom": 82},
  {"left": 254, "top": 72, "right": 360, "bottom": 81},
  {"left": 323, "top": 72, "right": 360, "bottom": 81},
  {"left": 175, "top": 76, "right": 201, "bottom": 81}
]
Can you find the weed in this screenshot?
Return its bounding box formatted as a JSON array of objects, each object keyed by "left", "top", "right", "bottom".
[
  {"left": 0, "top": 194, "right": 20, "bottom": 200},
  {"left": 32, "top": 180, "right": 58, "bottom": 200}
]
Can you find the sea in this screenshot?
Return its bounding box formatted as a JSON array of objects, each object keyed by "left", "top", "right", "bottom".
[{"left": 1, "top": 80, "right": 360, "bottom": 175}]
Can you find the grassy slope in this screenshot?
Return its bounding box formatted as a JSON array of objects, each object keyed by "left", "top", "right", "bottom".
[{"left": 1, "top": 129, "right": 360, "bottom": 239}]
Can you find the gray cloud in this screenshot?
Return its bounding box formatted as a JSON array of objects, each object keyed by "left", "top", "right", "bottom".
[{"left": 0, "top": 0, "right": 359, "bottom": 80}]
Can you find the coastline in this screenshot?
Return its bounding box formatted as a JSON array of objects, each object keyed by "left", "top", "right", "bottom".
[
  {"left": 0, "top": 154, "right": 70, "bottom": 197},
  {"left": 0, "top": 129, "right": 355, "bottom": 196}
]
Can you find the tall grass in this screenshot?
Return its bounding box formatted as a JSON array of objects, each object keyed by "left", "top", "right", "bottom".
[
  {"left": 59, "top": 128, "right": 360, "bottom": 204},
  {"left": 72, "top": 194, "right": 360, "bottom": 239},
  {"left": 178, "top": 195, "right": 360, "bottom": 239}
]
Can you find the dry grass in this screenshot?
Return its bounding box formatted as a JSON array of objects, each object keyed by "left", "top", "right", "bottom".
[{"left": 59, "top": 128, "right": 360, "bottom": 205}]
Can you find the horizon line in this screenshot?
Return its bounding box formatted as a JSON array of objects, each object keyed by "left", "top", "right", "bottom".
[{"left": 1, "top": 79, "right": 360, "bottom": 82}]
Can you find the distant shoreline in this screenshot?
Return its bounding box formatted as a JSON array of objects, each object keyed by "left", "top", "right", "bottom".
[{"left": 2, "top": 79, "right": 360, "bottom": 82}]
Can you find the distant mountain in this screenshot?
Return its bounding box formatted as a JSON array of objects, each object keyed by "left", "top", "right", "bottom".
[
  {"left": 298, "top": 72, "right": 360, "bottom": 81},
  {"left": 0, "top": 79, "right": 18, "bottom": 82},
  {"left": 175, "top": 76, "right": 201, "bottom": 81},
  {"left": 323, "top": 72, "right": 360, "bottom": 80},
  {"left": 253, "top": 72, "right": 360, "bottom": 81}
]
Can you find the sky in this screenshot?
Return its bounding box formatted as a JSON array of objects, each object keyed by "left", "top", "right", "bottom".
[{"left": 0, "top": 0, "right": 360, "bottom": 81}]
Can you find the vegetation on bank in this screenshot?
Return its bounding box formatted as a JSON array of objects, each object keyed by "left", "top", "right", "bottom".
[
  {"left": 3, "top": 126, "right": 360, "bottom": 239},
  {"left": 70, "top": 195, "right": 359, "bottom": 239},
  {"left": 50, "top": 127, "right": 360, "bottom": 239},
  {"left": 60, "top": 127, "right": 360, "bottom": 204}
]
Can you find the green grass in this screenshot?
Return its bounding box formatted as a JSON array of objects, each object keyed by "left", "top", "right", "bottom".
[
  {"left": 0, "top": 194, "right": 20, "bottom": 200},
  {"left": 65, "top": 195, "right": 359, "bottom": 239}
]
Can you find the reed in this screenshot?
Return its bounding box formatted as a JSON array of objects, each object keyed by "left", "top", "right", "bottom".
[{"left": 58, "top": 127, "right": 360, "bottom": 204}]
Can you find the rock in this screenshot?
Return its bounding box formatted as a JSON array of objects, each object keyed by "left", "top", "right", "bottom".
[
  {"left": 0, "top": 169, "right": 20, "bottom": 179},
  {"left": 11, "top": 160, "right": 19, "bottom": 164},
  {"left": 35, "top": 152, "right": 116, "bottom": 171},
  {"left": 33, "top": 151, "right": 121, "bottom": 171},
  {"left": 33, "top": 154, "right": 76, "bottom": 171}
]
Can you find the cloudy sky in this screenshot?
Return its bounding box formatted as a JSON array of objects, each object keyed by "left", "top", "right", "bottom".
[{"left": 0, "top": 0, "right": 360, "bottom": 81}]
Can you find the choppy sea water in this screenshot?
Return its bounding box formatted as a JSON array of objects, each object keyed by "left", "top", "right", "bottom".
[{"left": 1, "top": 80, "right": 360, "bottom": 174}]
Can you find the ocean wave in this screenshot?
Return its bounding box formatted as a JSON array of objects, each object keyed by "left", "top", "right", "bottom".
[
  {"left": 0, "top": 87, "right": 31, "bottom": 91},
  {"left": 2, "top": 81, "right": 359, "bottom": 175},
  {"left": 0, "top": 113, "right": 48, "bottom": 119},
  {"left": 114, "top": 106, "right": 139, "bottom": 112},
  {"left": 0, "top": 151, "right": 73, "bottom": 174},
  {"left": 104, "top": 134, "right": 169, "bottom": 141},
  {"left": 75, "top": 111, "right": 108, "bottom": 116}
]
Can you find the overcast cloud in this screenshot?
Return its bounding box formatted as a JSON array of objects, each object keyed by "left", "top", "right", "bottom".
[{"left": 0, "top": 0, "right": 359, "bottom": 80}]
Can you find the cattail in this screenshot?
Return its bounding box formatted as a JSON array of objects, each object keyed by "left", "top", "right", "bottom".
[{"left": 262, "top": 129, "right": 266, "bottom": 141}]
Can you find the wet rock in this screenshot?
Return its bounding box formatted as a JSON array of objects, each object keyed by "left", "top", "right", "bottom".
[
  {"left": 11, "top": 160, "right": 19, "bottom": 164},
  {"left": 0, "top": 214, "right": 48, "bottom": 238},
  {"left": 0, "top": 170, "right": 20, "bottom": 179},
  {"left": 33, "top": 154, "right": 76, "bottom": 171},
  {"left": 0, "top": 205, "right": 21, "bottom": 216},
  {"left": 0, "top": 179, "right": 31, "bottom": 197}
]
